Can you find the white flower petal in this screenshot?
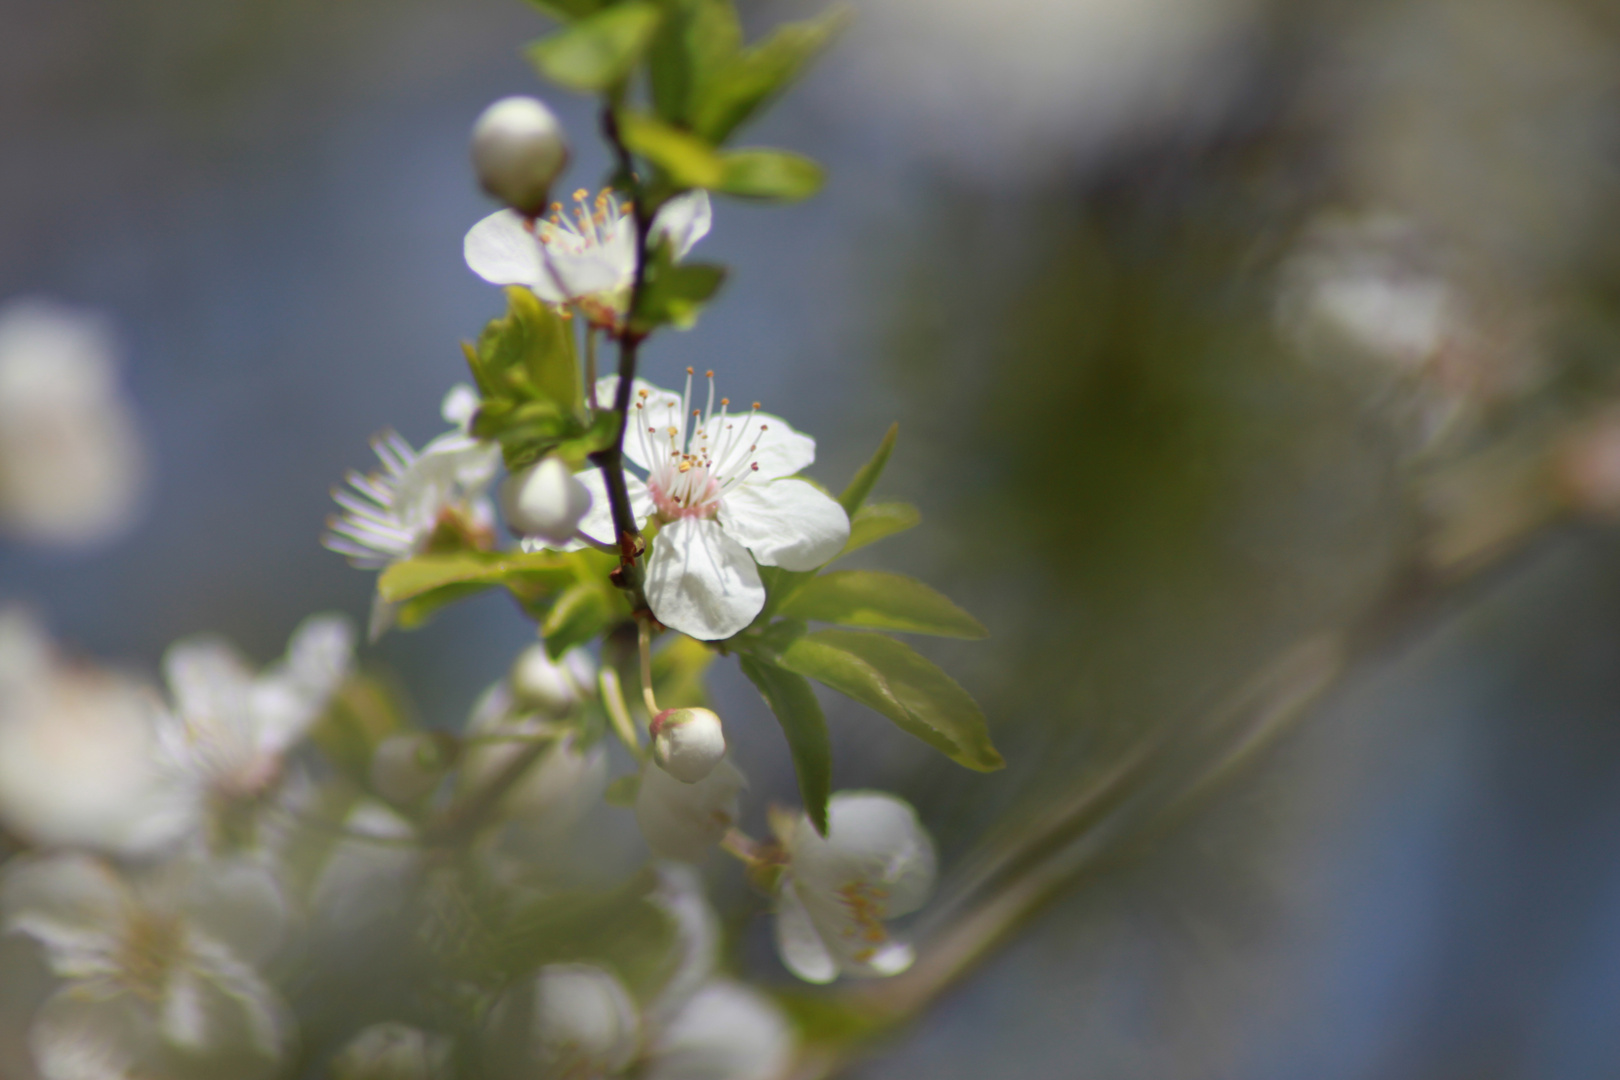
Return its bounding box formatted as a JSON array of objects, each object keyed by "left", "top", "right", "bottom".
[
  {"left": 0, "top": 854, "right": 125, "bottom": 967},
  {"left": 162, "top": 637, "right": 254, "bottom": 743},
  {"left": 772, "top": 884, "right": 837, "bottom": 985},
  {"left": 30, "top": 990, "right": 155, "bottom": 1080},
  {"left": 165, "top": 857, "right": 289, "bottom": 969},
  {"left": 179, "top": 932, "right": 292, "bottom": 1063},
  {"left": 645, "top": 519, "right": 765, "bottom": 641},
  {"left": 793, "top": 792, "right": 937, "bottom": 919},
  {"left": 698, "top": 411, "right": 815, "bottom": 481},
  {"left": 718, "top": 479, "right": 849, "bottom": 572},
  {"left": 441, "top": 384, "right": 480, "bottom": 429},
  {"left": 464, "top": 210, "right": 552, "bottom": 297},
  {"left": 644, "top": 980, "right": 793, "bottom": 1080},
  {"left": 647, "top": 865, "right": 722, "bottom": 1025},
  {"left": 634, "top": 758, "right": 745, "bottom": 863},
  {"left": 651, "top": 190, "right": 713, "bottom": 261},
  {"left": 571, "top": 467, "right": 651, "bottom": 547},
  {"left": 484, "top": 964, "right": 639, "bottom": 1080}
]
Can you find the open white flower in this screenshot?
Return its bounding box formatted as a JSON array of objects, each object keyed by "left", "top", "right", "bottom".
[
  {"left": 772, "top": 791, "right": 937, "bottom": 984},
  {"left": 0, "top": 851, "right": 293, "bottom": 1080},
  {"left": 0, "top": 609, "right": 193, "bottom": 856},
  {"left": 464, "top": 189, "right": 712, "bottom": 329},
  {"left": 0, "top": 297, "right": 147, "bottom": 546},
  {"left": 155, "top": 613, "right": 355, "bottom": 829},
  {"left": 547, "top": 372, "right": 848, "bottom": 640},
  {"left": 324, "top": 385, "right": 501, "bottom": 638}
]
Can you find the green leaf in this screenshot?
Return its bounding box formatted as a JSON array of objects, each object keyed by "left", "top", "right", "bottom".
[
  {"left": 840, "top": 422, "right": 896, "bottom": 515},
  {"left": 395, "top": 582, "right": 497, "bottom": 630},
  {"left": 477, "top": 287, "right": 580, "bottom": 416},
  {"left": 739, "top": 657, "right": 832, "bottom": 834},
  {"left": 714, "top": 148, "right": 824, "bottom": 201},
  {"left": 527, "top": 2, "right": 663, "bottom": 92},
  {"left": 633, "top": 255, "right": 727, "bottom": 332},
  {"left": 777, "top": 570, "right": 986, "bottom": 638},
  {"left": 649, "top": 0, "right": 742, "bottom": 125},
  {"left": 378, "top": 550, "right": 575, "bottom": 604},
  {"left": 691, "top": 5, "right": 852, "bottom": 142},
  {"left": 616, "top": 111, "right": 726, "bottom": 188},
  {"left": 542, "top": 580, "right": 620, "bottom": 657},
  {"left": 777, "top": 629, "right": 1003, "bottom": 771},
  {"left": 842, "top": 500, "right": 920, "bottom": 555}
]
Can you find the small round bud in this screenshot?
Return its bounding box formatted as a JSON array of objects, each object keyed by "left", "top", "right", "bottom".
[
  {"left": 331, "top": 1022, "right": 451, "bottom": 1080},
  {"left": 483, "top": 964, "right": 638, "bottom": 1080},
  {"left": 650, "top": 707, "right": 727, "bottom": 784},
  {"left": 500, "top": 456, "right": 591, "bottom": 544},
  {"left": 471, "top": 96, "right": 570, "bottom": 215},
  {"left": 370, "top": 732, "right": 458, "bottom": 804},
  {"left": 509, "top": 644, "right": 594, "bottom": 717}
]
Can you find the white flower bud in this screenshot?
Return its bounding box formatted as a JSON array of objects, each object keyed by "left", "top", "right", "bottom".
[
  {"left": 650, "top": 707, "right": 726, "bottom": 784},
  {"left": 483, "top": 964, "right": 638, "bottom": 1080},
  {"left": 331, "top": 1023, "right": 451, "bottom": 1080},
  {"left": 501, "top": 456, "right": 591, "bottom": 544},
  {"left": 509, "top": 644, "right": 594, "bottom": 717},
  {"left": 369, "top": 732, "right": 457, "bottom": 804},
  {"left": 471, "top": 96, "right": 569, "bottom": 216}
]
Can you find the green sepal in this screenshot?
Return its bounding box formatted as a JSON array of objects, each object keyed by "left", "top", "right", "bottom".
[
  {"left": 739, "top": 656, "right": 831, "bottom": 835},
  {"left": 690, "top": 4, "right": 852, "bottom": 143},
  {"left": 527, "top": 1, "right": 664, "bottom": 92},
  {"left": 843, "top": 500, "right": 920, "bottom": 555},
  {"left": 839, "top": 421, "right": 895, "bottom": 515},
  {"left": 776, "top": 570, "right": 987, "bottom": 638},
  {"left": 714, "top": 148, "right": 824, "bottom": 201},
  {"left": 775, "top": 628, "right": 1003, "bottom": 771},
  {"left": 616, "top": 110, "right": 726, "bottom": 188}
]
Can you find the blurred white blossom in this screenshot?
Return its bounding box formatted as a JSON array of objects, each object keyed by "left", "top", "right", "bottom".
[
  {"left": 483, "top": 962, "right": 640, "bottom": 1080},
  {"left": 635, "top": 756, "right": 745, "bottom": 863},
  {"left": 643, "top": 980, "right": 793, "bottom": 1080},
  {"left": 465, "top": 190, "right": 711, "bottom": 329},
  {"left": 324, "top": 385, "right": 501, "bottom": 639},
  {"left": 459, "top": 674, "right": 606, "bottom": 830},
  {"left": 331, "top": 1022, "right": 452, "bottom": 1080},
  {"left": 773, "top": 791, "right": 937, "bottom": 984},
  {"left": 0, "top": 609, "right": 191, "bottom": 857},
  {"left": 0, "top": 297, "right": 148, "bottom": 546},
  {"left": 0, "top": 851, "right": 292, "bottom": 1080}
]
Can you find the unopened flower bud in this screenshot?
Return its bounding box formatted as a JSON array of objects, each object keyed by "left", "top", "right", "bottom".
[
  {"left": 501, "top": 456, "right": 591, "bottom": 544},
  {"left": 471, "top": 96, "right": 569, "bottom": 216},
  {"left": 332, "top": 1022, "right": 451, "bottom": 1080},
  {"left": 483, "top": 964, "right": 638, "bottom": 1080},
  {"left": 370, "top": 732, "right": 458, "bottom": 804},
  {"left": 650, "top": 707, "right": 727, "bottom": 784},
  {"left": 509, "top": 644, "right": 594, "bottom": 717}
]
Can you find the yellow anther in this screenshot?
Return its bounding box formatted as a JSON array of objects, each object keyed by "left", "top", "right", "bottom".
[
  {"left": 720, "top": 397, "right": 730, "bottom": 406},
  {"left": 573, "top": 188, "right": 588, "bottom": 201},
  {"left": 678, "top": 461, "right": 692, "bottom": 473},
  {"left": 751, "top": 402, "right": 761, "bottom": 410},
  {"left": 705, "top": 369, "right": 714, "bottom": 377},
  {"left": 667, "top": 426, "right": 679, "bottom": 437},
  {"left": 686, "top": 366, "right": 695, "bottom": 375}
]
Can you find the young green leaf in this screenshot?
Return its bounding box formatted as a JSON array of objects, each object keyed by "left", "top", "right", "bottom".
[
  {"left": 690, "top": 4, "right": 853, "bottom": 142},
  {"left": 715, "top": 148, "right": 824, "bottom": 201},
  {"left": 777, "top": 570, "right": 987, "bottom": 638},
  {"left": 616, "top": 111, "right": 727, "bottom": 188},
  {"left": 841, "top": 501, "right": 921, "bottom": 555},
  {"left": 777, "top": 629, "right": 1003, "bottom": 771},
  {"left": 632, "top": 258, "right": 727, "bottom": 332},
  {"left": 649, "top": 0, "right": 742, "bottom": 125},
  {"left": 378, "top": 550, "right": 575, "bottom": 604},
  {"left": 477, "top": 287, "right": 580, "bottom": 415},
  {"left": 739, "top": 656, "right": 832, "bottom": 834},
  {"left": 839, "top": 422, "right": 897, "bottom": 515},
  {"left": 541, "top": 579, "right": 620, "bottom": 657},
  {"left": 527, "top": 2, "right": 663, "bottom": 92}
]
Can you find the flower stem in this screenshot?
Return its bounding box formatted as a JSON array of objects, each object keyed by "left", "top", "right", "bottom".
[
  {"left": 598, "top": 665, "right": 644, "bottom": 761},
  {"left": 585, "top": 326, "right": 599, "bottom": 410},
  {"left": 588, "top": 104, "right": 654, "bottom": 605}
]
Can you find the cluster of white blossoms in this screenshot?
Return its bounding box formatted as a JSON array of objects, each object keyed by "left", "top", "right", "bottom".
[{"left": 0, "top": 297, "right": 148, "bottom": 546}]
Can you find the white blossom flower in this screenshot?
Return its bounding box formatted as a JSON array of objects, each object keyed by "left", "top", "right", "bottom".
[
  {"left": 155, "top": 613, "right": 355, "bottom": 830},
  {"left": 0, "top": 608, "right": 193, "bottom": 856},
  {"left": 650, "top": 707, "right": 727, "bottom": 784},
  {"left": 502, "top": 455, "right": 592, "bottom": 545},
  {"left": 635, "top": 756, "right": 746, "bottom": 863},
  {"left": 509, "top": 642, "right": 596, "bottom": 717},
  {"left": 0, "top": 297, "right": 148, "bottom": 546},
  {"left": 772, "top": 791, "right": 937, "bottom": 984},
  {"left": 0, "top": 851, "right": 293, "bottom": 1080},
  {"left": 642, "top": 980, "right": 793, "bottom": 1080},
  {"left": 483, "top": 963, "right": 639, "bottom": 1080},
  {"left": 331, "top": 1022, "right": 452, "bottom": 1080},
  {"left": 471, "top": 96, "right": 570, "bottom": 216},
  {"left": 464, "top": 189, "right": 712, "bottom": 328},
  {"left": 458, "top": 675, "right": 606, "bottom": 829},
  {"left": 324, "top": 385, "right": 501, "bottom": 639},
  {"left": 548, "top": 372, "right": 848, "bottom": 640}
]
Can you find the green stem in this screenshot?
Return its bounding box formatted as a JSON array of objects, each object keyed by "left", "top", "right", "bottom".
[{"left": 599, "top": 665, "right": 645, "bottom": 761}]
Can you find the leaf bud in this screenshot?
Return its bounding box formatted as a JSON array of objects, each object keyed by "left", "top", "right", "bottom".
[
  {"left": 369, "top": 732, "right": 458, "bottom": 804},
  {"left": 500, "top": 455, "right": 591, "bottom": 544},
  {"left": 509, "top": 644, "right": 594, "bottom": 717},
  {"left": 471, "top": 96, "right": 569, "bottom": 216},
  {"left": 650, "top": 706, "right": 727, "bottom": 784}
]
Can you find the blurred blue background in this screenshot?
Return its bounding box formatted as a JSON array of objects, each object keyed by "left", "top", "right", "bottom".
[{"left": 5, "top": 0, "right": 1620, "bottom": 1076}]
